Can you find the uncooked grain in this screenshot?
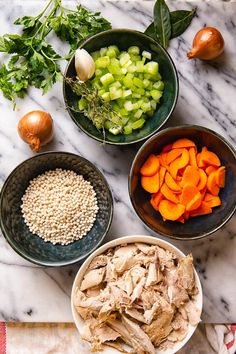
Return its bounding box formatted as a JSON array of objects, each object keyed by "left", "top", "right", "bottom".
[{"left": 21, "top": 169, "right": 99, "bottom": 245}]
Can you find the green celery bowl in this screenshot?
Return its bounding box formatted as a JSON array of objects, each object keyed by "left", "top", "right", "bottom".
[{"left": 63, "top": 29, "right": 178, "bottom": 145}]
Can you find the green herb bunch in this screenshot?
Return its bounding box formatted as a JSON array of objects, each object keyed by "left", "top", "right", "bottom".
[{"left": 0, "top": 0, "right": 111, "bottom": 108}]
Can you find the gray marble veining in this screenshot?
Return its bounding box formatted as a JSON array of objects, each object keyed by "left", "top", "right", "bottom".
[{"left": 0, "top": 0, "right": 235, "bottom": 323}]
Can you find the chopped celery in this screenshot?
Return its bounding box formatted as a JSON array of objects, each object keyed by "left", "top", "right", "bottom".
[
  {"left": 95, "top": 56, "right": 110, "bottom": 68},
  {"left": 120, "top": 108, "right": 129, "bottom": 116},
  {"left": 142, "top": 50, "right": 152, "bottom": 60},
  {"left": 132, "top": 118, "right": 145, "bottom": 130},
  {"left": 121, "top": 67, "right": 127, "bottom": 74},
  {"left": 127, "top": 65, "right": 136, "bottom": 73},
  {"left": 91, "top": 51, "right": 100, "bottom": 60},
  {"left": 123, "top": 75, "right": 134, "bottom": 89},
  {"left": 124, "top": 125, "right": 133, "bottom": 135},
  {"left": 128, "top": 46, "right": 140, "bottom": 55},
  {"left": 109, "top": 87, "right": 123, "bottom": 100},
  {"left": 100, "top": 47, "right": 107, "bottom": 56},
  {"left": 133, "top": 77, "right": 144, "bottom": 88},
  {"left": 124, "top": 101, "right": 133, "bottom": 111},
  {"left": 136, "top": 61, "right": 145, "bottom": 72},
  {"left": 100, "top": 73, "right": 114, "bottom": 86},
  {"left": 132, "top": 93, "right": 141, "bottom": 98},
  {"left": 101, "top": 92, "right": 111, "bottom": 102},
  {"left": 153, "top": 81, "right": 164, "bottom": 90},
  {"left": 98, "top": 88, "right": 106, "bottom": 96},
  {"left": 78, "top": 98, "right": 87, "bottom": 110},
  {"left": 110, "top": 81, "right": 122, "bottom": 89},
  {"left": 120, "top": 53, "right": 130, "bottom": 66},
  {"left": 134, "top": 109, "right": 143, "bottom": 119},
  {"left": 109, "top": 126, "right": 122, "bottom": 135},
  {"left": 123, "top": 89, "right": 132, "bottom": 98},
  {"left": 145, "top": 61, "right": 159, "bottom": 75},
  {"left": 151, "top": 90, "right": 163, "bottom": 101},
  {"left": 141, "top": 102, "right": 151, "bottom": 112}
]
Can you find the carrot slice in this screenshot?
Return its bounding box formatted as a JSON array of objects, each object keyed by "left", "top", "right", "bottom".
[
  {"left": 180, "top": 165, "right": 200, "bottom": 187},
  {"left": 159, "top": 166, "right": 166, "bottom": 188},
  {"left": 201, "top": 150, "right": 221, "bottom": 167},
  {"left": 189, "top": 147, "right": 197, "bottom": 167},
  {"left": 140, "top": 154, "right": 160, "bottom": 176},
  {"left": 161, "top": 183, "right": 179, "bottom": 204},
  {"left": 205, "top": 166, "right": 217, "bottom": 176},
  {"left": 200, "top": 186, "right": 207, "bottom": 200},
  {"left": 186, "top": 191, "right": 202, "bottom": 211},
  {"left": 197, "top": 168, "right": 207, "bottom": 190},
  {"left": 169, "top": 149, "right": 189, "bottom": 179},
  {"left": 204, "top": 194, "right": 221, "bottom": 208},
  {"left": 150, "top": 191, "right": 163, "bottom": 211},
  {"left": 190, "top": 201, "right": 212, "bottom": 217},
  {"left": 180, "top": 184, "right": 199, "bottom": 206},
  {"left": 172, "top": 138, "right": 196, "bottom": 149},
  {"left": 184, "top": 211, "right": 190, "bottom": 220},
  {"left": 166, "top": 148, "right": 183, "bottom": 165},
  {"left": 207, "top": 172, "right": 220, "bottom": 196},
  {"left": 215, "top": 166, "right": 226, "bottom": 188},
  {"left": 159, "top": 200, "right": 185, "bottom": 221},
  {"left": 159, "top": 153, "right": 168, "bottom": 169},
  {"left": 177, "top": 216, "right": 185, "bottom": 223},
  {"left": 141, "top": 171, "right": 159, "bottom": 193},
  {"left": 165, "top": 172, "right": 181, "bottom": 192},
  {"left": 162, "top": 143, "right": 173, "bottom": 153}
]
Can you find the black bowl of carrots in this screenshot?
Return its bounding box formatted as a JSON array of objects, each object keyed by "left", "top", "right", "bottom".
[{"left": 129, "top": 125, "right": 236, "bottom": 240}]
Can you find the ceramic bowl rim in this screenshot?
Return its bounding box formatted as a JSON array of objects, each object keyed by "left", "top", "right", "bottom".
[
  {"left": 71, "top": 234, "right": 203, "bottom": 354},
  {"left": 128, "top": 124, "right": 236, "bottom": 240},
  {"left": 63, "top": 28, "right": 179, "bottom": 145},
  {"left": 0, "top": 151, "right": 114, "bottom": 267}
]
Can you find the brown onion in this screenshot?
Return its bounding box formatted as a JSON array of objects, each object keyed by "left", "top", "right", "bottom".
[
  {"left": 18, "top": 110, "right": 53, "bottom": 152},
  {"left": 187, "top": 27, "right": 224, "bottom": 60}
]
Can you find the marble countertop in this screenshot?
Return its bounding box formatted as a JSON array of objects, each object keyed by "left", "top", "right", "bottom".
[{"left": 0, "top": 0, "right": 235, "bottom": 323}]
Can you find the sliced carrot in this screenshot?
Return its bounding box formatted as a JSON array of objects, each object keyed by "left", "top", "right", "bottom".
[
  {"left": 186, "top": 191, "right": 202, "bottom": 211},
  {"left": 180, "top": 184, "right": 199, "bottom": 206},
  {"left": 177, "top": 216, "right": 185, "bottom": 223},
  {"left": 159, "top": 166, "right": 166, "bottom": 188},
  {"left": 189, "top": 147, "right": 197, "bottom": 167},
  {"left": 150, "top": 191, "right": 163, "bottom": 211},
  {"left": 200, "top": 186, "right": 207, "bottom": 200},
  {"left": 207, "top": 172, "right": 220, "bottom": 196},
  {"left": 160, "top": 183, "right": 179, "bottom": 204},
  {"left": 205, "top": 166, "right": 217, "bottom": 176},
  {"left": 184, "top": 211, "right": 190, "bottom": 220},
  {"left": 197, "top": 147, "right": 208, "bottom": 168},
  {"left": 201, "top": 150, "right": 221, "bottom": 167},
  {"left": 161, "top": 143, "right": 173, "bottom": 153},
  {"left": 169, "top": 149, "right": 189, "bottom": 179},
  {"left": 190, "top": 201, "right": 212, "bottom": 217},
  {"left": 215, "top": 166, "right": 226, "bottom": 188},
  {"left": 159, "top": 200, "right": 185, "bottom": 221},
  {"left": 141, "top": 171, "right": 159, "bottom": 193},
  {"left": 166, "top": 148, "right": 183, "bottom": 165},
  {"left": 140, "top": 154, "right": 160, "bottom": 176},
  {"left": 159, "top": 153, "right": 168, "bottom": 169},
  {"left": 204, "top": 194, "right": 221, "bottom": 208},
  {"left": 197, "top": 168, "right": 207, "bottom": 190},
  {"left": 165, "top": 172, "right": 181, "bottom": 192},
  {"left": 172, "top": 138, "right": 196, "bottom": 149},
  {"left": 180, "top": 165, "right": 200, "bottom": 187}
]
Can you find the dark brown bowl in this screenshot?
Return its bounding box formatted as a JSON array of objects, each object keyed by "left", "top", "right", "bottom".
[{"left": 129, "top": 125, "right": 236, "bottom": 240}]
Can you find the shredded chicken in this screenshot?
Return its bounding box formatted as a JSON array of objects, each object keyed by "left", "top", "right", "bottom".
[{"left": 74, "top": 242, "right": 201, "bottom": 352}]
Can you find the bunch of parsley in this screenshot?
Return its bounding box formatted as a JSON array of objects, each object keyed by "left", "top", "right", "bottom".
[{"left": 0, "top": 0, "right": 111, "bottom": 108}]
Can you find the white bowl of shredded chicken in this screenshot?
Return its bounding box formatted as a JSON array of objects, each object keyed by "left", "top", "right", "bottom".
[{"left": 71, "top": 235, "right": 203, "bottom": 354}]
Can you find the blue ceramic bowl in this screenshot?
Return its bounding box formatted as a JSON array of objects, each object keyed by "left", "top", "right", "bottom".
[
  {"left": 0, "top": 152, "right": 113, "bottom": 266},
  {"left": 63, "top": 29, "right": 178, "bottom": 145},
  {"left": 129, "top": 125, "right": 236, "bottom": 240}
]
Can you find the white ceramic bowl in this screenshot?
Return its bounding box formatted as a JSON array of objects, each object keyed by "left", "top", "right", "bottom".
[{"left": 71, "top": 235, "right": 203, "bottom": 354}]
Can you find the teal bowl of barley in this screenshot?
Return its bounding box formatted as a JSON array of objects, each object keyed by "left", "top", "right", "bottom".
[{"left": 0, "top": 152, "right": 113, "bottom": 266}]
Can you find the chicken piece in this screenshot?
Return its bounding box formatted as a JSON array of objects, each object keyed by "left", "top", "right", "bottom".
[
  {"left": 135, "top": 243, "right": 156, "bottom": 255},
  {"left": 124, "top": 270, "right": 133, "bottom": 296},
  {"left": 125, "top": 308, "right": 147, "bottom": 324},
  {"left": 122, "top": 315, "right": 156, "bottom": 354},
  {"left": 143, "top": 302, "right": 160, "bottom": 324},
  {"left": 142, "top": 307, "right": 174, "bottom": 346},
  {"left": 107, "top": 317, "right": 133, "bottom": 347},
  {"left": 86, "top": 285, "right": 103, "bottom": 298},
  {"left": 105, "top": 341, "right": 131, "bottom": 353},
  {"left": 140, "top": 288, "right": 157, "bottom": 310},
  {"left": 80, "top": 267, "right": 106, "bottom": 291},
  {"left": 181, "top": 300, "right": 201, "bottom": 326},
  {"left": 130, "top": 265, "right": 147, "bottom": 287},
  {"left": 168, "top": 312, "right": 188, "bottom": 342},
  {"left": 88, "top": 255, "right": 109, "bottom": 270},
  {"left": 146, "top": 260, "right": 163, "bottom": 287},
  {"left": 166, "top": 268, "right": 189, "bottom": 307},
  {"left": 110, "top": 285, "right": 131, "bottom": 308},
  {"left": 98, "top": 301, "right": 114, "bottom": 323},
  {"left": 105, "top": 258, "right": 117, "bottom": 282},
  {"left": 114, "top": 244, "right": 138, "bottom": 258},
  {"left": 155, "top": 246, "right": 175, "bottom": 269},
  {"left": 159, "top": 339, "right": 174, "bottom": 350},
  {"left": 131, "top": 277, "right": 146, "bottom": 302},
  {"left": 134, "top": 253, "right": 155, "bottom": 267},
  {"left": 75, "top": 306, "right": 97, "bottom": 320},
  {"left": 151, "top": 283, "right": 169, "bottom": 301},
  {"left": 176, "top": 254, "right": 198, "bottom": 295}
]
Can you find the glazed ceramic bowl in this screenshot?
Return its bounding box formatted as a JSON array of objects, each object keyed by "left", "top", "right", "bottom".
[
  {"left": 129, "top": 125, "right": 236, "bottom": 240},
  {"left": 63, "top": 29, "right": 178, "bottom": 145},
  {"left": 0, "top": 152, "right": 113, "bottom": 266},
  {"left": 71, "top": 235, "right": 203, "bottom": 354}
]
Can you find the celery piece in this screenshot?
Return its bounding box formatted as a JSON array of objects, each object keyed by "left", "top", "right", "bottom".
[
  {"left": 107, "top": 65, "right": 122, "bottom": 76},
  {"left": 98, "top": 88, "right": 106, "bottom": 96},
  {"left": 108, "top": 45, "right": 120, "bottom": 55},
  {"left": 130, "top": 55, "right": 141, "bottom": 62},
  {"left": 151, "top": 100, "right": 157, "bottom": 110},
  {"left": 146, "top": 109, "right": 154, "bottom": 117},
  {"left": 120, "top": 53, "right": 131, "bottom": 66},
  {"left": 101, "top": 92, "right": 111, "bottom": 102},
  {"left": 142, "top": 50, "right": 152, "bottom": 60},
  {"left": 145, "top": 61, "right": 159, "bottom": 75},
  {"left": 109, "top": 87, "right": 123, "bottom": 100},
  {"left": 120, "top": 108, "right": 129, "bottom": 116},
  {"left": 127, "top": 65, "right": 137, "bottom": 73},
  {"left": 121, "top": 116, "right": 129, "bottom": 125},
  {"left": 106, "top": 47, "right": 117, "bottom": 58},
  {"left": 134, "top": 109, "right": 143, "bottom": 119},
  {"left": 100, "top": 73, "right": 114, "bottom": 86},
  {"left": 132, "top": 118, "right": 145, "bottom": 130},
  {"left": 124, "top": 101, "right": 133, "bottom": 111},
  {"left": 121, "top": 67, "right": 127, "bottom": 74},
  {"left": 145, "top": 91, "right": 152, "bottom": 97},
  {"left": 110, "top": 81, "right": 122, "bottom": 89},
  {"left": 100, "top": 47, "right": 107, "bottom": 56},
  {"left": 104, "top": 120, "right": 113, "bottom": 129},
  {"left": 136, "top": 61, "right": 145, "bottom": 72},
  {"left": 133, "top": 77, "right": 144, "bottom": 88},
  {"left": 144, "top": 73, "right": 152, "bottom": 80},
  {"left": 136, "top": 87, "right": 145, "bottom": 96},
  {"left": 138, "top": 73, "right": 144, "bottom": 81},
  {"left": 132, "top": 93, "right": 141, "bottom": 99},
  {"left": 91, "top": 51, "right": 100, "bottom": 60},
  {"left": 124, "top": 125, "right": 133, "bottom": 135},
  {"left": 132, "top": 101, "right": 142, "bottom": 110},
  {"left": 95, "top": 56, "right": 110, "bottom": 68},
  {"left": 143, "top": 79, "right": 151, "bottom": 89},
  {"left": 128, "top": 46, "right": 140, "bottom": 55},
  {"left": 141, "top": 102, "right": 151, "bottom": 112},
  {"left": 95, "top": 69, "right": 104, "bottom": 77},
  {"left": 109, "top": 126, "right": 122, "bottom": 135},
  {"left": 78, "top": 98, "right": 87, "bottom": 110},
  {"left": 151, "top": 90, "right": 163, "bottom": 102},
  {"left": 123, "top": 89, "right": 132, "bottom": 98},
  {"left": 153, "top": 81, "right": 164, "bottom": 91},
  {"left": 123, "top": 75, "right": 134, "bottom": 89}
]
